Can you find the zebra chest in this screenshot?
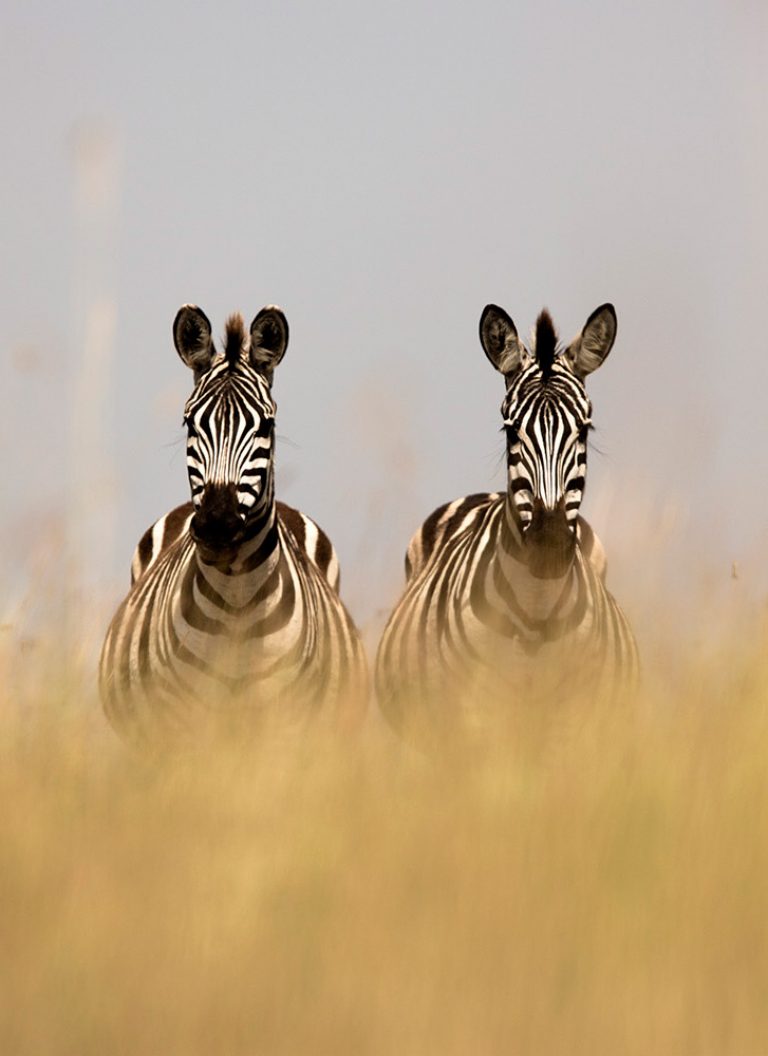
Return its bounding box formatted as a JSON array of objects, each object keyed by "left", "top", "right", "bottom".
[
  {"left": 427, "top": 541, "right": 586, "bottom": 646},
  {"left": 407, "top": 542, "right": 611, "bottom": 701},
  {"left": 163, "top": 561, "right": 309, "bottom": 677}
]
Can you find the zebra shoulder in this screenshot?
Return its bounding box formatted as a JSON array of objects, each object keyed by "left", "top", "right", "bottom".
[
  {"left": 276, "top": 501, "right": 341, "bottom": 592},
  {"left": 405, "top": 492, "right": 501, "bottom": 580},
  {"left": 130, "top": 502, "right": 195, "bottom": 586},
  {"left": 576, "top": 516, "right": 608, "bottom": 584}
]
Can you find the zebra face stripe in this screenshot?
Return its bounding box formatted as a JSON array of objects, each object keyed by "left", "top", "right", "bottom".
[
  {"left": 502, "top": 362, "right": 591, "bottom": 532},
  {"left": 183, "top": 356, "right": 276, "bottom": 519}
]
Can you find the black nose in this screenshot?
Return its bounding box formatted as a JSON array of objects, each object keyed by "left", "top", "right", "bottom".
[
  {"left": 190, "top": 484, "right": 245, "bottom": 548},
  {"left": 527, "top": 498, "right": 573, "bottom": 542},
  {"left": 524, "top": 499, "right": 575, "bottom": 577}
]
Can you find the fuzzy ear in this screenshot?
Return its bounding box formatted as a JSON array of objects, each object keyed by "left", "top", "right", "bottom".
[
  {"left": 479, "top": 304, "right": 526, "bottom": 375},
  {"left": 563, "top": 304, "right": 617, "bottom": 378},
  {"left": 173, "top": 305, "right": 214, "bottom": 374},
  {"left": 249, "top": 305, "right": 289, "bottom": 375}
]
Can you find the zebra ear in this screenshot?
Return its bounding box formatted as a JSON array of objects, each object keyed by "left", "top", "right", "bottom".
[
  {"left": 173, "top": 305, "right": 215, "bottom": 374},
  {"left": 564, "top": 304, "right": 617, "bottom": 378},
  {"left": 480, "top": 304, "right": 526, "bottom": 375},
  {"left": 249, "top": 306, "right": 289, "bottom": 375}
]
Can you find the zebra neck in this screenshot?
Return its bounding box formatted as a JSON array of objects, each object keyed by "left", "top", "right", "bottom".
[{"left": 497, "top": 494, "right": 577, "bottom": 620}]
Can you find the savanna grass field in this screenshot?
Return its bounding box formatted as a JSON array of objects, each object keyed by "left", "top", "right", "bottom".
[{"left": 2, "top": 555, "right": 767, "bottom": 1056}]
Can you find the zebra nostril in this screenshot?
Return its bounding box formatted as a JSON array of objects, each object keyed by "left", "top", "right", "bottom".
[
  {"left": 528, "top": 498, "right": 572, "bottom": 539},
  {"left": 190, "top": 484, "right": 244, "bottom": 547}
]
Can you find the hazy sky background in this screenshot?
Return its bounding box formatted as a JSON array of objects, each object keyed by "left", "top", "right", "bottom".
[{"left": 2, "top": 0, "right": 767, "bottom": 638}]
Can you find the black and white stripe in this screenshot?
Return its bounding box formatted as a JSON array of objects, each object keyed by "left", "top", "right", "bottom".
[
  {"left": 375, "top": 303, "right": 639, "bottom": 742},
  {"left": 100, "top": 305, "right": 367, "bottom": 746}
]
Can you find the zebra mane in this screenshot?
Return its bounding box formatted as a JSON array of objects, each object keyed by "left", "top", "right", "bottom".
[
  {"left": 224, "top": 313, "right": 246, "bottom": 366},
  {"left": 533, "top": 309, "right": 559, "bottom": 380}
]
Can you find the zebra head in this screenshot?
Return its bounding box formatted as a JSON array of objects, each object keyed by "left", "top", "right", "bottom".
[
  {"left": 480, "top": 302, "right": 617, "bottom": 547},
  {"left": 173, "top": 304, "right": 289, "bottom": 551}
]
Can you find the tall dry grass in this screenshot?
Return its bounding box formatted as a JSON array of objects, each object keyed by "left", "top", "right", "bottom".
[{"left": 1, "top": 600, "right": 767, "bottom": 1056}]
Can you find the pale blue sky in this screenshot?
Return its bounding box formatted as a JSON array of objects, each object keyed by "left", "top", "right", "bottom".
[{"left": 2, "top": 0, "right": 767, "bottom": 631}]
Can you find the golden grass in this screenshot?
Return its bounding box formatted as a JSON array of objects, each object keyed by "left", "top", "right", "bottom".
[{"left": 1, "top": 616, "right": 767, "bottom": 1055}]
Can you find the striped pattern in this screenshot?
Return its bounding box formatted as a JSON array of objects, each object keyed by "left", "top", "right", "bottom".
[
  {"left": 100, "top": 306, "right": 366, "bottom": 746},
  {"left": 375, "top": 304, "right": 638, "bottom": 742}
]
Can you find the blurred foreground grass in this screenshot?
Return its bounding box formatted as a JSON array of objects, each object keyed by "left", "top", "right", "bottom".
[{"left": 1, "top": 620, "right": 767, "bottom": 1056}]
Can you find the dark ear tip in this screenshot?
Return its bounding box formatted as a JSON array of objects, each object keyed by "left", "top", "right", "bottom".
[
  {"left": 249, "top": 304, "right": 290, "bottom": 363},
  {"left": 173, "top": 304, "right": 209, "bottom": 333},
  {"left": 479, "top": 304, "right": 517, "bottom": 344},
  {"left": 583, "top": 303, "right": 617, "bottom": 338},
  {"left": 480, "top": 304, "right": 510, "bottom": 328},
  {"left": 251, "top": 303, "right": 287, "bottom": 318},
  {"left": 249, "top": 305, "right": 289, "bottom": 333}
]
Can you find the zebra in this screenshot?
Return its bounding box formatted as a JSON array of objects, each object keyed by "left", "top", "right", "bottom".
[
  {"left": 375, "top": 303, "right": 639, "bottom": 743},
  {"left": 99, "top": 304, "right": 367, "bottom": 747}
]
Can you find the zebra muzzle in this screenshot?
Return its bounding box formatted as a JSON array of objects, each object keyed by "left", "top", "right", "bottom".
[
  {"left": 190, "top": 484, "right": 247, "bottom": 551},
  {"left": 523, "top": 499, "right": 575, "bottom": 578}
]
